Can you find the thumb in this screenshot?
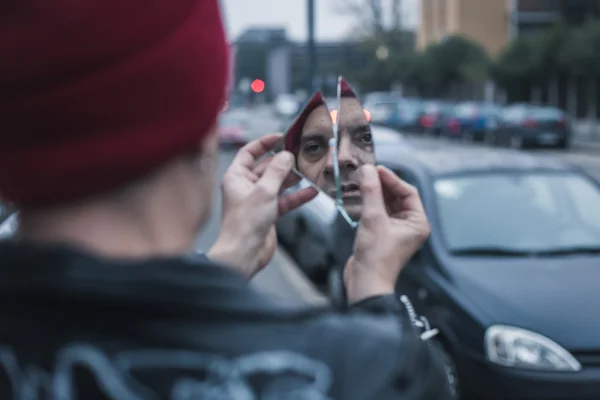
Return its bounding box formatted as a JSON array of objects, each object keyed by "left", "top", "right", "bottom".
[
  {"left": 358, "top": 164, "right": 387, "bottom": 224},
  {"left": 256, "top": 151, "right": 295, "bottom": 198}
]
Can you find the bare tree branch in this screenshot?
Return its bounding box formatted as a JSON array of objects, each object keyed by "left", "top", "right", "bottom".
[{"left": 331, "top": 0, "right": 405, "bottom": 38}]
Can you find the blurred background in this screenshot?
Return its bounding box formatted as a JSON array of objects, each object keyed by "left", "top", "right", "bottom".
[
  {"left": 212, "top": 2, "right": 600, "bottom": 398},
  {"left": 2, "top": 2, "right": 600, "bottom": 398}
]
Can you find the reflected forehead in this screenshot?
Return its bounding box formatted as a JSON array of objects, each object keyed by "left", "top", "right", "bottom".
[
  {"left": 339, "top": 96, "right": 368, "bottom": 125},
  {"left": 302, "top": 105, "right": 332, "bottom": 134}
]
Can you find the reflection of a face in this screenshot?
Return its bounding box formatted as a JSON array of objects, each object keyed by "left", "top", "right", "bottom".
[{"left": 297, "top": 96, "right": 374, "bottom": 220}]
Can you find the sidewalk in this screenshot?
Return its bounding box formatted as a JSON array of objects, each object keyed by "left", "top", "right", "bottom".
[{"left": 572, "top": 120, "right": 600, "bottom": 153}]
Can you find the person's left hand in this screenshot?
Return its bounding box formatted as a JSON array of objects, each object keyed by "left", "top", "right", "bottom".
[{"left": 207, "top": 134, "right": 318, "bottom": 277}]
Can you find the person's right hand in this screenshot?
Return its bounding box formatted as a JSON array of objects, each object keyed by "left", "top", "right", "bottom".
[
  {"left": 208, "top": 134, "right": 317, "bottom": 278},
  {"left": 344, "top": 164, "right": 430, "bottom": 304}
]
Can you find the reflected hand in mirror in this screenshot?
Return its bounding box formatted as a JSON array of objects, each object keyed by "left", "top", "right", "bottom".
[{"left": 332, "top": 77, "right": 375, "bottom": 223}]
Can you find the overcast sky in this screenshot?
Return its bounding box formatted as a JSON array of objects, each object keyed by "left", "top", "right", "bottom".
[{"left": 222, "top": 0, "right": 419, "bottom": 41}]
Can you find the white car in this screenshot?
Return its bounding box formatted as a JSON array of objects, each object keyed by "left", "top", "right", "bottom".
[{"left": 274, "top": 94, "right": 300, "bottom": 118}]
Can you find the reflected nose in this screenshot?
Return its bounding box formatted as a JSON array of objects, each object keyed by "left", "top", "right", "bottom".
[{"left": 324, "top": 137, "right": 358, "bottom": 180}]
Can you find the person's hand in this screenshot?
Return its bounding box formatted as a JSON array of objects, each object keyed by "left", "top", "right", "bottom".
[
  {"left": 344, "top": 164, "right": 430, "bottom": 304},
  {"left": 208, "top": 134, "right": 318, "bottom": 277}
]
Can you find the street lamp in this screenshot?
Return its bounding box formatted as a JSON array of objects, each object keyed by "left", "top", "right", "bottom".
[{"left": 376, "top": 45, "right": 389, "bottom": 61}]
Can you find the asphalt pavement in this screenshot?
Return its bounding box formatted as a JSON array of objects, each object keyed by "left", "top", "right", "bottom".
[{"left": 406, "top": 136, "right": 600, "bottom": 180}]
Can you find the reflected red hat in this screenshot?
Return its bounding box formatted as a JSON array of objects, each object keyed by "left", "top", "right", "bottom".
[
  {"left": 0, "top": 0, "right": 229, "bottom": 209},
  {"left": 340, "top": 78, "right": 357, "bottom": 97},
  {"left": 284, "top": 91, "right": 325, "bottom": 154}
]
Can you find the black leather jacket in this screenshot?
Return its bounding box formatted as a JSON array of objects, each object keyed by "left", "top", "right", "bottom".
[{"left": 0, "top": 243, "right": 450, "bottom": 399}]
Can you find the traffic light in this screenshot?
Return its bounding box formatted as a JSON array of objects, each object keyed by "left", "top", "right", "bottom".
[{"left": 251, "top": 79, "right": 265, "bottom": 93}]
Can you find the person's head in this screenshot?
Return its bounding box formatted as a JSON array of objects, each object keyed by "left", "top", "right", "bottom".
[
  {"left": 0, "top": 0, "right": 230, "bottom": 257},
  {"left": 294, "top": 85, "right": 374, "bottom": 220}
]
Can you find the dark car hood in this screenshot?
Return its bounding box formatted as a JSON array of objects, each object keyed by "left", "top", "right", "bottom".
[{"left": 447, "top": 255, "right": 600, "bottom": 350}]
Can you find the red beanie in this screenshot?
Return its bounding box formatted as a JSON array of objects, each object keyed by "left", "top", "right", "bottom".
[{"left": 0, "top": 0, "right": 230, "bottom": 209}]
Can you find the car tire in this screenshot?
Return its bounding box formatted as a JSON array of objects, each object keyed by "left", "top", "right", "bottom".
[
  {"left": 509, "top": 134, "right": 524, "bottom": 149},
  {"left": 431, "top": 340, "right": 461, "bottom": 400},
  {"left": 462, "top": 130, "right": 474, "bottom": 143},
  {"left": 556, "top": 138, "right": 569, "bottom": 149},
  {"left": 483, "top": 131, "right": 496, "bottom": 146}
]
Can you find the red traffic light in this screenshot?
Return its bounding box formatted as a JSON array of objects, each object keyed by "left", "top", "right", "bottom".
[{"left": 251, "top": 79, "right": 265, "bottom": 93}]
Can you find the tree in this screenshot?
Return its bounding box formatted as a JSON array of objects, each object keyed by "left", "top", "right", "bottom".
[
  {"left": 334, "top": 0, "right": 406, "bottom": 38},
  {"left": 491, "top": 37, "right": 538, "bottom": 101},
  {"left": 415, "top": 36, "right": 490, "bottom": 97},
  {"left": 559, "top": 20, "right": 600, "bottom": 79},
  {"left": 558, "top": 20, "right": 600, "bottom": 125},
  {"left": 530, "top": 23, "right": 570, "bottom": 81}
]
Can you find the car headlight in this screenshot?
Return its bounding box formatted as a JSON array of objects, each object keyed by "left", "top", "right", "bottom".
[{"left": 484, "top": 325, "right": 581, "bottom": 372}]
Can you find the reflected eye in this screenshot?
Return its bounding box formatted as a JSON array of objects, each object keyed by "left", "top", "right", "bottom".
[
  {"left": 303, "top": 142, "right": 327, "bottom": 156},
  {"left": 360, "top": 133, "right": 373, "bottom": 144}
]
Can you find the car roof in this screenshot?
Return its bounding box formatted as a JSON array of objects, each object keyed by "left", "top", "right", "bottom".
[{"left": 378, "top": 143, "right": 575, "bottom": 177}]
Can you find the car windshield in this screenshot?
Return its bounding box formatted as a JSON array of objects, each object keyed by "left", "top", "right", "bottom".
[
  {"left": 434, "top": 172, "right": 600, "bottom": 255},
  {"left": 530, "top": 107, "right": 564, "bottom": 120}
]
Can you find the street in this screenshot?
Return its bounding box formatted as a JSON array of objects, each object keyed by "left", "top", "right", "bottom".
[
  {"left": 406, "top": 136, "right": 600, "bottom": 180},
  {"left": 200, "top": 105, "right": 600, "bottom": 307}
]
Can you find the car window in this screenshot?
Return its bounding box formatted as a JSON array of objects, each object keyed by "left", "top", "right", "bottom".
[
  {"left": 433, "top": 172, "right": 600, "bottom": 253},
  {"left": 454, "top": 104, "right": 478, "bottom": 118},
  {"left": 502, "top": 107, "right": 525, "bottom": 122},
  {"left": 530, "top": 107, "right": 564, "bottom": 120}
]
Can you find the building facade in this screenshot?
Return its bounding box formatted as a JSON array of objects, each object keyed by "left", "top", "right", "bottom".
[
  {"left": 419, "top": 0, "right": 600, "bottom": 56},
  {"left": 418, "top": 0, "right": 509, "bottom": 56}
]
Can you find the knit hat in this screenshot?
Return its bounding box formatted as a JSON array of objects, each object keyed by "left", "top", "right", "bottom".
[{"left": 0, "top": 0, "right": 229, "bottom": 208}]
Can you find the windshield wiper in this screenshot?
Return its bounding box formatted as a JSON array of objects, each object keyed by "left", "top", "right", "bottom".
[
  {"left": 450, "top": 247, "right": 534, "bottom": 257},
  {"left": 536, "top": 247, "right": 600, "bottom": 256}
]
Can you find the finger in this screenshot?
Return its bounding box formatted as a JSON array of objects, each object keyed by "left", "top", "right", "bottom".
[
  {"left": 254, "top": 156, "right": 299, "bottom": 193},
  {"left": 377, "top": 166, "right": 425, "bottom": 216},
  {"left": 278, "top": 187, "right": 318, "bottom": 215},
  {"left": 279, "top": 172, "right": 301, "bottom": 195},
  {"left": 358, "top": 164, "right": 387, "bottom": 223},
  {"left": 252, "top": 156, "right": 274, "bottom": 176},
  {"left": 231, "top": 134, "right": 283, "bottom": 170},
  {"left": 256, "top": 151, "right": 295, "bottom": 198}
]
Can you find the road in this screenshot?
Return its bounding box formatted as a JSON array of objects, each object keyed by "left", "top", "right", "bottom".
[
  {"left": 198, "top": 105, "right": 600, "bottom": 307},
  {"left": 195, "top": 105, "right": 327, "bottom": 307},
  {"left": 402, "top": 135, "right": 600, "bottom": 179}
]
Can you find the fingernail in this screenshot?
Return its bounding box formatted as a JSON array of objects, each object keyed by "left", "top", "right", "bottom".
[{"left": 275, "top": 151, "right": 294, "bottom": 166}]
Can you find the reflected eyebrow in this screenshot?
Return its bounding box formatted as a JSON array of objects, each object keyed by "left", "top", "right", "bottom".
[
  {"left": 300, "top": 132, "right": 330, "bottom": 143},
  {"left": 348, "top": 123, "right": 371, "bottom": 134}
]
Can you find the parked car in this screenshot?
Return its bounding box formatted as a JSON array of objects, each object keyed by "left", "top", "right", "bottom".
[
  {"left": 440, "top": 102, "right": 501, "bottom": 142},
  {"left": 382, "top": 147, "right": 600, "bottom": 399},
  {"left": 488, "top": 104, "right": 572, "bottom": 149},
  {"left": 370, "top": 99, "right": 422, "bottom": 132},
  {"left": 418, "top": 100, "right": 454, "bottom": 136},
  {"left": 284, "top": 142, "right": 600, "bottom": 399},
  {"left": 218, "top": 112, "right": 250, "bottom": 149},
  {"left": 274, "top": 93, "right": 300, "bottom": 118},
  {"left": 363, "top": 91, "right": 402, "bottom": 109}
]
